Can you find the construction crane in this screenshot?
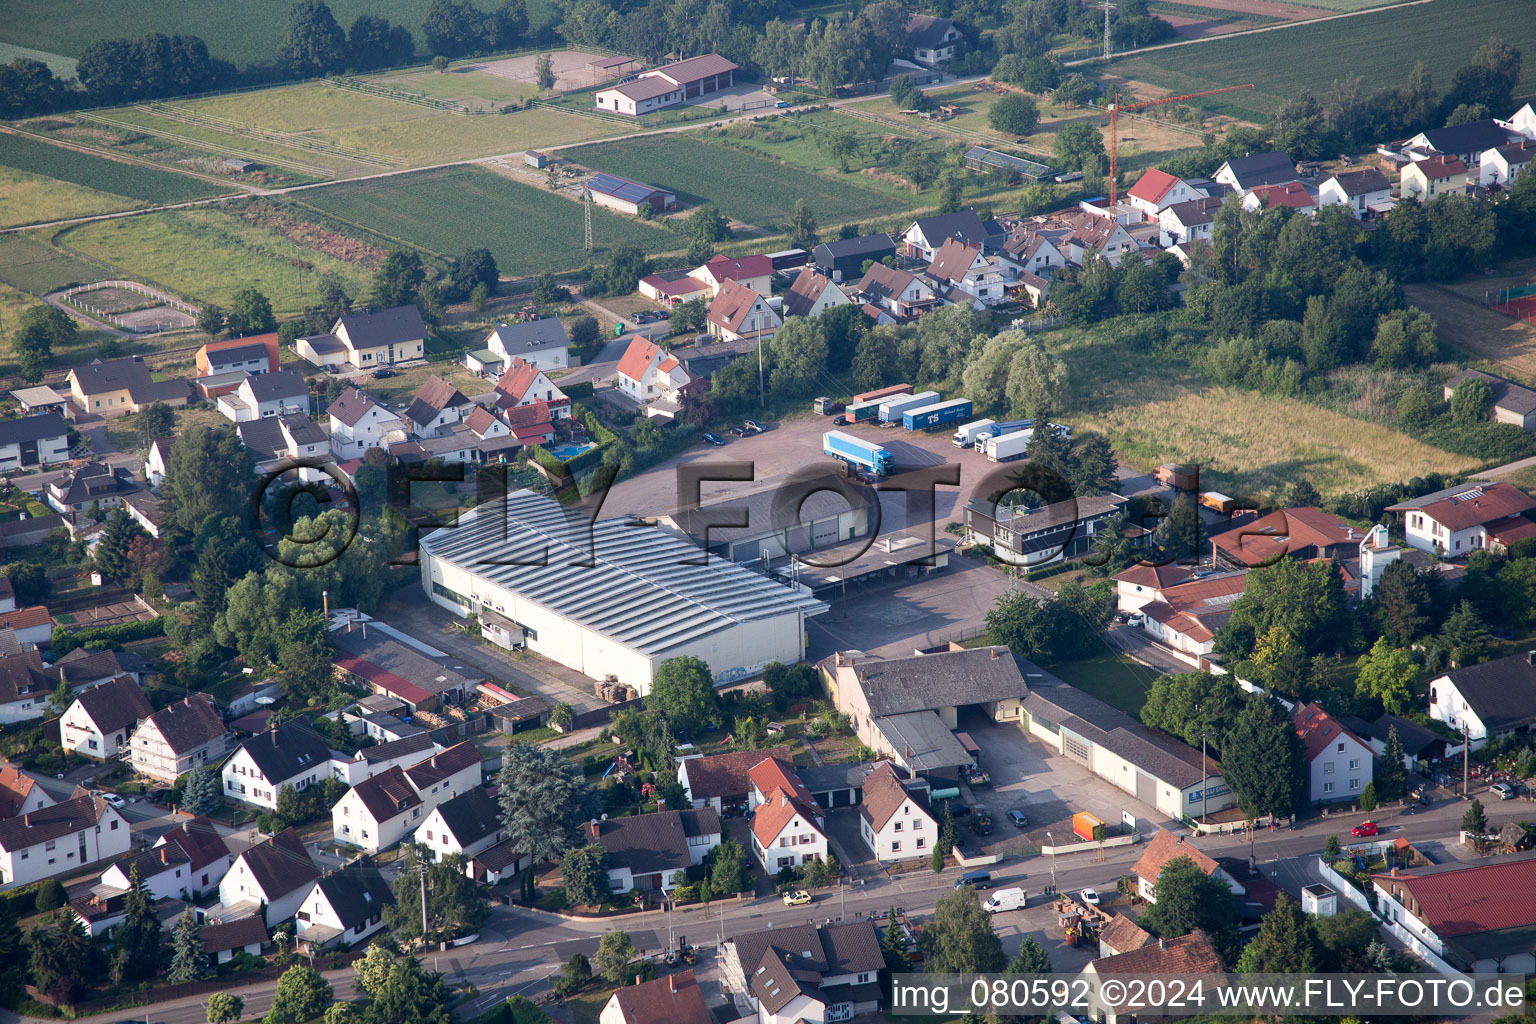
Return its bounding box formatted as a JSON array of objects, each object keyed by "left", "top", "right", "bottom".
[{"left": 1105, "top": 83, "right": 1256, "bottom": 210}]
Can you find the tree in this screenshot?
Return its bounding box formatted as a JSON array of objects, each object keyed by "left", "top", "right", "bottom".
[
  {"left": 1440, "top": 599, "right": 1491, "bottom": 666},
  {"left": 452, "top": 247, "right": 498, "bottom": 300},
  {"left": 1139, "top": 672, "right": 1244, "bottom": 751},
  {"left": 1447, "top": 36, "right": 1522, "bottom": 113},
  {"left": 1053, "top": 119, "right": 1104, "bottom": 176},
  {"left": 1216, "top": 556, "right": 1348, "bottom": 660},
  {"left": 1376, "top": 727, "right": 1408, "bottom": 801},
  {"left": 266, "top": 965, "right": 333, "bottom": 1024},
  {"left": 208, "top": 992, "right": 245, "bottom": 1024},
  {"left": 1370, "top": 307, "right": 1438, "bottom": 368},
  {"left": 423, "top": 0, "right": 486, "bottom": 57},
  {"left": 937, "top": 172, "right": 963, "bottom": 215},
  {"left": 560, "top": 845, "right": 611, "bottom": 907},
  {"left": 535, "top": 52, "right": 555, "bottom": 89},
  {"left": 1237, "top": 892, "right": 1318, "bottom": 974},
  {"left": 989, "top": 93, "right": 1040, "bottom": 136},
  {"left": 366, "top": 955, "right": 453, "bottom": 1024},
  {"left": 1139, "top": 856, "right": 1239, "bottom": 956},
  {"left": 197, "top": 303, "right": 227, "bottom": 337},
  {"left": 167, "top": 910, "right": 210, "bottom": 982},
  {"left": 921, "top": 886, "right": 1006, "bottom": 973},
  {"left": 432, "top": 55, "right": 449, "bottom": 71},
  {"left": 769, "top": 316, "right": 829, "bottom": 398},
  {"left": 594, "top": 930, "right": 640, "bottom": 985},
  {"left": 882, "top": 907, "right": 910, "bottom": 973},
  {"left": 1359, "top": 781, "right": 1378, "bottom": 812},
  {"left": 550, "top": 702, "right": 574, "bottom": 731},
  {"left": 496, "top": 742, "right": 601, "bottom": 865},
  {"left": 645, "top": 656, "right": 718, "bottom": 733},
  {"left": 707, "top": 837, "right": 752, "bottom": 894},
  {"left": 763, "top": 661, "right": 819, "bottom": 710},
  {"left": 135, "top": 401, "right": 176, "bottom": 450},
  {"left": 14, "top": 305, "right": 77, "bottom": 380},
  {"left": 115, "top": 864, "right": 163, "bottom": 980},
  {"left": 1009, "top": 934, "right": 1051, "bottom": 974},
  {"left": 373, "top": 248, "right": 426, "bottom": 308},
  {"left": 182, "top": 765, "right": 223, "bottom": 816},
  {"left": 1221, "top": 693, "right": 1306, "bottom": 819},
  {"left": 93, "top": 508, "right": 142, "bottom": 584},
  {"left": 355, "top": 942, "right": 395, "bottom": 996},
  {"left": 1354, "top": 638, "right": 1417, "bottom": 715},
  {"left": 33, "top": 878, "right": 66, "bottom": 912},
  {"left": 348, "top": 16, "right": 414, "bottom": 71},
  {"left": 281, "top": 0, "right": 349, "bottom": 75},
  {"left": 227, "top": 287, "right": 277, "bottom": 336},
  {"left": 1271, "top": 90, "right": 1326, "bottom": 161},
  {"left": 1462, "top": 798, "right": 1487, "bottom": 835},
  {"left": 783, "top": 198, "right": 819, "bottom": 251},
  {"left": 1323, "top": 833, "right": 1342, "bottom": 860},
  {"left": 1451, "top": 375, "right": 1493, "bottom": 423},
  {"left": 1003, "top": 335, "right": 1068, "bottom": 417},
  {"left": 326, "top": 1005, "right": 364, "bottom": 1024}
]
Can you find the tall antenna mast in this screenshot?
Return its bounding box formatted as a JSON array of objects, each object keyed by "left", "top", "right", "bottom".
[
  {"left": 1103, "top": 1, "right": 1111, "bottom": 61},
  {"left": 582, "top": 185, "right": 593, "bottom": 253}
]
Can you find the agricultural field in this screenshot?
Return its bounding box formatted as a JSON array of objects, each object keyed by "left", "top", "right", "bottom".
[
  {"left": 360, "top": 51, "right": 623, "bottom": 112},
  {"left": 1402, "top": 283, "right": 1536, "bottom": 385},
  {"left": 0, "top": 231, "right": 105, "bottom": 294},
  {"left": 0, "top": 279, "right": 129, "bottom": 381},
  {"left": 0, "top": 165, "right": 140, "bottom": 229},
  {"left": 295, "top": 166, "right": 680, "bottom": 277},
  {"left": 560, "top": 132, "right": 913, "bottom": 231},
  {"left": 1109, "top": 0, "right": 1536, "bottom": 120},
  {"left": 0, "top": 131, "right": 229, "bottom": 204},
  {"left": 59, "top": 208, "right": 377, "bottom": 315}
]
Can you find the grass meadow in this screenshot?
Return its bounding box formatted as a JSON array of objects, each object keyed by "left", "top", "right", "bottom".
[
  {"left": 0, "top": 231, "right": 105, "bottom": 294},
  {"left": 1109, "top": 0, "right": 1536, "bottom": 120},
  {"left": 0, "top": 165, "right": 140, "bottom": 228},
  {"left": 0, "top": 131, "right": 228, "bottom": 204}
]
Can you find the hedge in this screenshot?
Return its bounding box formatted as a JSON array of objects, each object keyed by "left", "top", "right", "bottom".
[
  {"left": 52, "top": 615, "right": 166, "bottom": 655},
  {"left": 25, "top": 501, "right": 51, "bottom": 519},
  {"left": 563, "top": 380, "right": 594, "bottom": 401},
  {"left": 525, "top": 445, "right": 564, "bottom": 476}
]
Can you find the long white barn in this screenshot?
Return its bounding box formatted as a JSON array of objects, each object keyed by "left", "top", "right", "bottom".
[{"left": 418, "top": 491, "right": 826, "bottom": 692}]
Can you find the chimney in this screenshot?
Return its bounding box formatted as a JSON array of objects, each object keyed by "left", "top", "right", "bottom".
[
  {"left": 323, "top": 590, "right": 329, "bottom": 618},
  {"left": 635, "top": 975, "right": 643, "bottom": 987},
  {"left": 990, "top": 648, "right": 998, "bottom": 660},
  {"left": 1391, "top": 867, "right": 1398, "bottom": 877},
  {"left": 161, "top": 848, "right": 168, "bottom": 863},
  {"left": 1158, "top": 938, "right": 1167, "bottom": 951},
  {"left": 589, "top": 819, "right": 600, "bottom": 839}
]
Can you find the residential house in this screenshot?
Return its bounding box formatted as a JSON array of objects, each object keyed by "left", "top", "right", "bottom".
[
  {"left": 1084, "top": 932, "right": 1225, "bottom": 1024},
  {"left": 925, "top": 237, "right": 1012, "bottom": 306},
  {"left": 417, "top": 786, "right": 505, "bottom": 864},
  {"left": 691, "top": 254, "right": 774, "bottom": 298},
  {"left": 586, "top": 173, "right": 676, "bottom": 216},
  {"left": 122, "top": 489, "right": 164, "bottom": 538},
  {"left": 722, "top": 920, "right": 884, "bottom": 1023},
  {"left": 677, "top": 746, "right": 795, "bottom": 812},
  {"left": 900, "top": 210, "right": 1001, "bottom": 261},
  {"left": 128, "top": 695, "right": 230, "bottom": 783},
  {"left": 1294, "top": 702, "right": 1372, "bottom": 803},
  {"left": 0, "top": 578, "right": 11, "bottom": 614},
  {"left": 97, "top": 825, "right": 225, "bottom": 903},
  {"left": 1241, "top": 181, "right": 1316, "bottom": 214},
  {"left": 1386, "top": 481, "right": 1536, "bottom": 557},
  {"left": 858, "top": 761, "right": 936, "bottom": 863},
  {"left": 216, "top": 828, "right": 321, "bottom": 926},
  {"left": 907, "top": 14, "right": 960, "bottom": 65},
  {"left": 0, "top": 765, "right": 52, "bottom": 819},
  {"left": 46, "top": 461, "right": 137, "bottom": 518},
  {"left": 1157, "top": 198, "right": 1223, "bottom": 247},
  {"left": 293, "top": 862, "right": 394, "bottom": 949},
  {"left": 0, "top": 413, "right": 70, "bottom": 471},
  {"left": 1510, "top": 102, "right": 1536, "bottom": 141},
  {"left": 47, "top": 646, "right": 146, "bottom": 689},
  {"left": 1318, "top": 167, "right": 1393, "bottom": 218},
  {"left": 1098, "top": 914, "right": 1152, "bottom": 958},
  {"left": 1036, "top": 210, "right": 1137, "bottom": 264},
  {"left": 963, "top": 493, "right": 1129, "bottom": 568},
  {"left": 200, "top": 916, "right": 269, "bottom": 965},
  {"left": 152, "top": 815, "right": 232, "bottom": 895},
  {"left": 855, "top": 263, "right": 937, "bottom": 320},
  {"left": 494, "top": 358, "right": 571, "bottom": 420},
  {"left": 1131, "top": 829, "right": 1245, "bottom": 904},
  {"left": 196, "top": 335, "right": 279, "bottom": 377},
  {"left": 1402, "top": 154, "right": 1469, "bottom": 200},
  {"left": 594, "top": 53, "right": 737, "bottom": 115},
  {"left": 1126, "top": 168, "right": 1205, "bottom": 221},
  {"left": 748, "top": 758, "right": 826, "bottom": 873},
  {"left": 1481, "top": 139, "right": 1536, "bottom": 187},
  {"left": 1116, "top": 567, "right": 1247, "bottom": 661},
  {"left": 0, "top": 606, "right": 49, "bottom": 649},
  {"left": 1001, "top": 228, "right": 1068, "bottom": 277},
  {"left": 1372, "top": 858, "right": 1536, "bottom": 973},
  {"left": 1428, "top": 651, "right": 1536, "bottom": 747},
  {"left": 0, "top": 792, "right": 130, "bottom": 887},
  {"left": 0, "top": 650, "right": 53, "bottom": 725},
  {"left": 65, "top": 358, "right": 190, "bottom": 418},
  {"left": 404, "top": 375, "right": 471, "bottom": 436},
  {"left": 330, "top": 733, "right": 437, "bottom": 785},
  {"left": 60, "top": 674, "right": 152, "bottom": 760},
  {"left": 601, "top": 970, "right": 712, "bottom": 1024},
  {"left": 782, "top": 268, "right": 854, "bottom": 319},
  {"left": 144, "top": 437, "right": 174, "bottom": 488},
  {"left": 1113, "top": 563, "right": 1198, "bottom": 614},
  {"left": 325, "top": 388, "right": 406, "bottom": 460},
  {"left": 0, "top": 513, "right": 63, "bottom": 552},
  {"left": 217, "top": 369, "right": 308, "bottom": 423},
  {"left": 1403, "top": 119, "right": 1515, "bottom": 165},
  {"left": 222, "top": 720, "right": 337, "bottom": 811},
  {"left": 237, "top": 413, "right": 330, "bottom": 482},
  {"left": 639, "top": 269, "right": 712, "bottom": 307},
  {"left": 465, "top": 318, "right": 570, "bottom": 376},
  {"left": 296, "top": 305, "right": 427, "bottom": 370},
  {"left": 1444, "top": 369, "right": 1536, "bottom": 430},
  {"left": 616, "top": 336, "right": 692, "bottom": 405},
  {"left": 812, "top": 234, "right": 897, "bottom": 283},
  {"left": 585, "top": 807, "right": 721, "bottom": 893},
  {"left": 331, "top": 741, "right": 482, "bottom": 853},
  {"left": 707, "top": 279, "right": 782, "bottom": 343},
  {"left": 1357, "top": 712, "right": 1449, "bottom": 769},
  {"left": 1211, "top": 506, "right": 1366, "bottom": 567},
  {"left": 1213, "top": 151, "right": 1296, "bottom": 195}
]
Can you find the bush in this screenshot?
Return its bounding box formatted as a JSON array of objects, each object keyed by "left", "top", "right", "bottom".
[
  {"left": 50, "top": 616, "right": 165, "bottom": 655},
  {"left": 33, "top": 878, "right": 66, "bottom": 912}
]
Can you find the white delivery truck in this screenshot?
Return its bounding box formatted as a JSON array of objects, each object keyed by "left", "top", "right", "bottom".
[
  {"left": 983, "top": 887, "right": 1028, "bottom": 913},
  {"left": 952, "top": 418, "right": 996, "bottom": 448},
  {"left": 982, "top": 429, "right": 1033, "bottom": 462}
]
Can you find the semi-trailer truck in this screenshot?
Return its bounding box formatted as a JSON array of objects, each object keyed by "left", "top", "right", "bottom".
[
  {"left": 840, "top": 399, "right": 881, "bottom": 425},
  {"left": 982, "top": 429, "right": 1032, "bottom": 462},
  {"left": 823, "top": 430, "right": 895, "bottom": 476},
  {"left": 878, "top": 390, "right": 939, "bottom": 423},
  {"left": 972, "top": 418, "right": 1033, "bottom": 446},
  {"left": 903, "top": 398, "right": 973, "bottom": 431},
  {"left": 855, "top": 383, "right": 913, "bottom": 403},
  {"left": 952, "top": 418, "right": 996, "bottom": 448}
]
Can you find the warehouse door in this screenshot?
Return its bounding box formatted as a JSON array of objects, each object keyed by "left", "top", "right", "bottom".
[
  {"left": 812, "top": 517, "right": 839, "bottom": 548},
  {"left": 1062, "top": 730, "right": 1090, "bottom": 765},
  {"left": 1136, "top": 771, "right": 1156, "bottom": 805}
]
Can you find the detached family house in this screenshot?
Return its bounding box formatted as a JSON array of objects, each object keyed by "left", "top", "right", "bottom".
[
  {"left": 222, "top": 720, "right": 337, "bottom": 811},
  {"left": 297, "top": 305, "right": 427, "bottom": 371},
  {"left": 237, "top": 414, "right": 330, "bottom": 482},
  {"left": 0, "top": 413, "right": 70, "bottom": 471},
  {"left": 466, "top": 318, "right": 570, "bottom": 376},
  {"left": 128, "top": 695, "right": 230, "bottom": 784},
  {"left": 1294, "top": 702, "right": 1373, "bottom": 803},
  {"left": 748, "top": 758, "right": 827, "bottom": 874},
  {"left": 859, "top": 761, "right": 937, "bottom": 863},
  {"left": 708, "top": 280, "right": 782, "bottom": 343},
  {"left": 1318, "top": 168, "right": 1392, "bottom": 218},
  {"left": 907, "top": 14, "right": 961, "bottom": 65},
  {"left": 723, "top": 920, "right": 884, "bottom": 1024},
  {"left": 1213, "top": 150, "right": 1295, "bottom": 195},
  {"left": 404, "top": 376, "right": 471, "bottom": 437},
  {"left": 1157, "top": 197, "right": 1223, "bottom": 248},
  {"left": 495, "top": 358, "right": 571, "bottom": 420},
  {"left": 0, "top": 792, "right": 130, "bottom": 887},
  {"left": 331, "top": 741, "right": 482, "bottom": 853},
  {"left": 855, "top": 263, "right": 936, "bottom": 320},
  {"left": 1401, "top": 155, "right": 1470, "bottom": 200},
  {"left": 693, "top": 254, "right": 773, "bottom": 298},
  {"left": 218, "top": 369, "right": 308, "bottom": 423},
  {"left": 60, "top": 675, "right": 152, "bottom": 761},
  {"left": 216, "top": 828, "right": 321, "bottom": 926},
  {"left": 196, "top": 334, "right": 279, "bottom": 377},
  {"left": 900, "top": 210, "right": 1000, "bottom": 262},
  {"left": 587, "top": 807, "right": 720, "bottom": 893},
  {"left": 326, "top": 388, "right": 406, "bottom": 460},
  {"left": 678, "top": 746, "right": 795, "bottom": 813},
  {"left": 1126, "top": 168, "right": 1206, "bottom": 221},
  {"left": 1132, "top": 829, "right": 1244, "bottom": 904},
  {"left": 1386, "top": 480, "right": 1536, "bottom": 557},
  {"left": 417, "top": 786, "right": 506, "bottom": 865},
  {"left": 294, "top": 861, "right": 394, "bottom": 949},
  {"left": 1428, "top": 651, "right": 1536, "bottom": 747},
  {"left": 66, "top": 358, "right": 191, "bottom": 418},
  {"left": 1481, "top": 140, "right": 1536, "bottom": 186},
  {"left": 601, "top": 971, "right": 713, "bottom": 1024},
  {"left": 616, "top": 337, "right": 691, "bottom": 406},
  {"left": 926, "top": 237, "right": 1011, "bottom": 306}
]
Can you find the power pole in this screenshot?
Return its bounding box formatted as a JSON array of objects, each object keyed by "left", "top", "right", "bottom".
[
  {"left": 756, "top": 332, "right": 765, "bottom": 408},
  {"left": 582, "top": 186, "right": 594, "bottom": 253},
  {"left": 419, "top": 853, "right": 430, "bottom": 948}
]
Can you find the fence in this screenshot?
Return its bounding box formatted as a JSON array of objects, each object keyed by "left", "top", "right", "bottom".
[
  {"left": 1498, "top": 283, "right": 1536, "bottom": 304},
  {"left": 56, "top": 279, "right": 199, "bottom": 334},
  {"left": 1316, "top": 855, "right": 1374, "bottom": 914}
]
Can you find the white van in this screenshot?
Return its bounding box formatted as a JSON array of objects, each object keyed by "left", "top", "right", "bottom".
[{"left": 983, "top": 887, "right": 1028, "bottom": 913}]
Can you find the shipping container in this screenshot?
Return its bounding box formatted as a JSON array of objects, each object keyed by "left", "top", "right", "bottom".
[
  {"left": 879, "top": 390, "right": 940, "bottom": 423},
  {"left": 841, "top": 399, "right": 882, "bottom": 425},
  {"left": 1072, "top": 811, "right": 1105, "bottom": 842},
  {"left": 1156, "top": 463, "right": 1199, "bottom": 491},
  {"left": 1201, "top": 491, "right": 1236, "bottom": 514},
  {"left": 953, "top": 418, "right": 996, "bottom": 448},
  {"left": 855, "top": 383, "right": 914, "bottom": 403},
  {"left": 903, "top": 398, "right": 974, "bottom": 431}
]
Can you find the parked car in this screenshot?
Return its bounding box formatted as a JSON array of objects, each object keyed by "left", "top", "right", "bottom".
[
  {"left": 1493, "top": 781, "right": 1518, "bottom": 799},
  {"left": 775, "top": 100, "right": 790, "bottom": 108},
  {"left": 1007, "top": 809, "right": 1029, "bottom": 828},
  {"left": 1352, "top": 821, "right": 1379, "bottom": 838},
  {"left": 729, "top": 427, "right": 746, "bottom": 436},
  {"left": 371, "top": 368, "right": 397, "bottom": 379},
  {"left": 948, "top": 803, "right": 971, "bottom": 818},
  {"left": 701, "top": 432, "right": 726, "bottom": 447},
  {"left": 101, "top": 793, "right": 126, "bottom": 810},
  {"left": 1079, "top": 888, "right": 1100, "bottom": 906},
  {"left": 744, "top": 419, "right": 765, "bottom": 433},
  {"left": 782, "top": 889, "right": 812, "bottom": 906}
]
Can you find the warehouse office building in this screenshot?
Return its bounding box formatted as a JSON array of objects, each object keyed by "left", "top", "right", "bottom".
[{"left": 419, "top": 492, "right": 827, "bottom": 692}]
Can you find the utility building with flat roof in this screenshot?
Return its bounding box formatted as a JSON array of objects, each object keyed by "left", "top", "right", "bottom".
[
  {"left": 587, "top": 173, "right": 677, "bottom": 216},
  {"left": 419, "top": 492, "right": 827, "bottom": 692}
]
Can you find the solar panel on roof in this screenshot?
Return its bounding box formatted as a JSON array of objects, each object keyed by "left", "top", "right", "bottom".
[{"left": 589, "top": 172, "right": 662, "bottom": 204}]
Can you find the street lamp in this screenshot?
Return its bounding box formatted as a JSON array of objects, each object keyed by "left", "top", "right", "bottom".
[{"left": 1045, "top": 831, "right": 1056, "bottom": 894}]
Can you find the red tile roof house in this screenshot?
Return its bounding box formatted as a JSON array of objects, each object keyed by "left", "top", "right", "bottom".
[
  {"left": 707, "top": 279, "right": 782, "bottom": 344},
  {"left": 1293, "top": 702, "right": 1373, "bottom": 804},
  {"left": 494, "top": 357, "right": 570, "bottom": 420},
  {"left": 1210, "top": 506, "right": 1366, "bottom": 568},
  {"left": 690, "top": 253, "right": 774, "bottom": 298},
  {"left": 639, "top": 269, "right": 712, "bottom": 307},
  {"left": 1240, "top": 181, "right": 1316, "bottom": 215},
  {"left": 1386, "top": 480, "right": 1536, "bottom": 558},
  {"left": 1125, "top": 168, "right": 1206, "bottom": 222},
  {"left": 615, "top": 336, "right": 692, "bottom": 407},
  {"left": 601, "top": 969, "right": 712, "bottom": 1024},
  {"left": 1131, "top": 829, "right": 1244, "bottom": 905},
  {"left": 1118, "top": 569, "right": 1247, "bottom": 661},
  {"left": 747, "top": 758, "right": 827, "bottom": 874},
  {"left": 677, "top": 746, "right": 795, "bottom": 813},
  {"left": 1372, "top": 858, "right": 1536, "bottom": 973},
  {"left": 1084, "top": 932, "right": 1225, "bottom": 1024}
]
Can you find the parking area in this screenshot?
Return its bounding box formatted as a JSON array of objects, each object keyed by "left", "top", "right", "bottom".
[{"left": 988, "top": 901, "right": 1102, "bottom": 974}]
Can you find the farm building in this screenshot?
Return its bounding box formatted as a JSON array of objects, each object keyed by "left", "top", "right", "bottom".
[
  {"left": 963, "top": 147, "right": 1051, "bottom": 182},
  {"left": 418, "top": 491, "right": 827, "bottom": 692},
  {"left": 587, "top": 172, "right": 677, "bottom": 216},
  {"left": 594, "top": 54, "right": 739, "bottom": 116}
]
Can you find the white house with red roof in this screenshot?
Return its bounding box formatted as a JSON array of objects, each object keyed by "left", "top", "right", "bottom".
[
  {"left": 1131, "top": 828, "right": 1244, "bottom": 904},
  {"left": 1240, "top": 181, "right": 1315, "bottom": 215},
  {"left": 325, "top": 387, "right": 405, "bottom": 460},
  {"left": 1127, "top": 571, "right": 1248, "bottom": 660},
  {"left": 494, "top": 357, "right": 570, "bottom": 420},
  {"left": 616, "top": 336, "right": 692, "bottom": 405},
  {"left": 859, "top": 762, "right": 936, "bottom": 863},
  {"left": 781, "top": 268, "right": 854, "bottom": 319},
  {"left": 1386, "top": 481, "right": 1536, "bottom": 557},
  {"left": 1126, "top": 168, "right": 1204, "bottom": 222},
  {"left": 1372, "top": 858, "right": 1536, "bottom": 973},
  {"left": 594, "top": 54, "right": 738, "bottom": 116},
  {"left": 638, "top": 270, "right": 711, "bottom": 306},
  {"left": 747, "top": 757, "right": 826, "bottom": 874},
  {"left": 926, "top": 237, "right": 1013, "bottom": 307},
  {"left": 1401, "top": 154, "right": 1470, "bottom": 200},
  {"left": 1294, "top": 702, "right": 1372, "bottom": 804},
  {"left": 690, "top": 253, "right": 773, "bottom": 298},
  {"left": 0, "top": 765, "right": 52, "bottom": 820},
  {"left": 500, "top": 402, "right": 556, "bottom": 447},
  {"left": 601, "top": 970, "right": 712, "bottom": 1024},
  {"left": 707, "top": 280, "right": 781, "bottom": 343}
]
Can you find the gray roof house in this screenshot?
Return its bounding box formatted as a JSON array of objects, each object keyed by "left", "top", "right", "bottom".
[
  {"left": 1214, "top": 150, "right": 1296, "bottom": 193},
  {"left": 724, "top": 920, "right": 884, "bottom": 1020},
  {"left": 468, "top": 318, "right": 572, "bottom": 376},
  {"left": 1444, "top": 369, "right": 1536, "bottom": 430}
]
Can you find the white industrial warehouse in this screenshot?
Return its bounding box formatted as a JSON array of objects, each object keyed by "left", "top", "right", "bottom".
[{"left": 418, "top": 491, "right": 828, "bottom": 692}]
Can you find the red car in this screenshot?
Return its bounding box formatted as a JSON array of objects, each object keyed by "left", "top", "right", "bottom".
[{"left": 1352, "top": 821, "right": 1379, "bottom": 838}]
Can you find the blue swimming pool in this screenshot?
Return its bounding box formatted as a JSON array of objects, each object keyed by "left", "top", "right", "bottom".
[{"left": 548, "top": 442, "right": 598, "bottom": 460}]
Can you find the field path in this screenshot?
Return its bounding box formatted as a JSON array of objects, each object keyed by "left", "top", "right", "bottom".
[{"left": 1066, "top": 0, "right": 1435, "bottom": 65}]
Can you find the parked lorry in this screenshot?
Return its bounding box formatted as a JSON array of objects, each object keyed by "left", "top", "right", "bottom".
[
  {"left": 1072, "top": 811, "right": 1105, "bottom": 842},
  {"left": 953, "top": 418, "right": 996, "bottom": 448},
  {"left": 824, "top": 430, "right": 895, "bottom": 476},
  {"left": 879, "top": 390, "right": 940, "bottom": 423},
  {"left": 813, "top": 396, "right": 844, "bottom": 416},
  {"left": 841, "top": 399, "right": 882, "bottom": 425},
  {"left": 1156, "top": 463, "right": 1199, "bottom": 491},
  {"left": 982, "top": 429, "right": 1032, "bottom": 462},
  {"left": 1201, "top": 491, "right": 1236, "bottom": 514},
  {"left": 973, "top": 418, "right": 1033, "bottom": 446},
  {"left": 855, "top": 383, "right": 914, "bottom": 403},
  {"left": 903, "top": 398, "right": 973, "bottom": 431},
  {"left": 983, "top": 887, "right": 1028, "bottom": 913}
]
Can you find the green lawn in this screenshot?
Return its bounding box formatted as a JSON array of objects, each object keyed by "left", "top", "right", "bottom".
[
  {"left": 295, "top": 166, "right": 681, "bottom": 277},
  {"left": 1109, "top": 0, "right": 1536, "bottom": 120},
  {"left": 0, "top": 131, "right": 228, "bottom": 204},
  {"left": 0, "top": 231, "right": 105, "bottom": 294},
  {"left": 0, "top": 165, "right": 141, "bottom": 229},
  {"left": 1046, "top": 649, "right": 1166, "bottom": 717}
]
